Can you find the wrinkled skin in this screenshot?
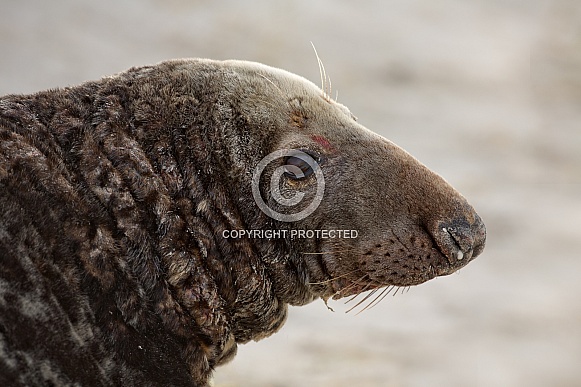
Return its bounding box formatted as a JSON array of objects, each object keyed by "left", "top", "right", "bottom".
[{"left": 0, "top": 59, "right": 485, "bottom": 386}]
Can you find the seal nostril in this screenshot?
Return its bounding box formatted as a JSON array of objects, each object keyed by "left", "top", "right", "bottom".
[
  {"left": 433, "top": 212, "right": 486, "bottom": 265},
  {"left": 442, "top": 227, "right": 469, "bottom": 261},
  {"left": 442, "top": 227, "right": 472, "bottom": 263}
]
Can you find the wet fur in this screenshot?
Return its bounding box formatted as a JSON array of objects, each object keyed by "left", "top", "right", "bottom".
[{"left": 0, "top": 59, "right": 485, "bottom": 386}]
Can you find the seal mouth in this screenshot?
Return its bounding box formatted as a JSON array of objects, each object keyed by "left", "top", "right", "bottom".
[
  {"left": 302, "top": 209, "right": 486, "bottom": 304},
  {"left": 311, "top": 216, "right": 486, "bottom": 302}
]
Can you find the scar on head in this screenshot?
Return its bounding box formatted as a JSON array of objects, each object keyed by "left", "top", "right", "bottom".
[
  {"left": 311, "top": 135, "right": 333, "bottom": 150},
  {"left": 290, "top": 109, "right": 307, "bottom": 128}
]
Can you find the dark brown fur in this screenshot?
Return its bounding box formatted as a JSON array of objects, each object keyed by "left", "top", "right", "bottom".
[{"left": 0, "top": 59, "right": 485, "bottom": 386}]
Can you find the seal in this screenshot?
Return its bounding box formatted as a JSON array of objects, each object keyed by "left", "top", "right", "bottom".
[{"left": 0, "top": 59, "right": 486, "bottom": 386}]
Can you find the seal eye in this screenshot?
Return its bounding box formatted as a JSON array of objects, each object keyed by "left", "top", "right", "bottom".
[
  {"left": 283, "top": 155, "right": 314, "bottom": 180},
  {"left": 283, "top": 151, "right": 323, "bottom": 180}
]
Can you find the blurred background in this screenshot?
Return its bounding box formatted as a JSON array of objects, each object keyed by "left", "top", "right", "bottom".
[{"left": 1, "top": 0, "right": 579, "bottom": 386}]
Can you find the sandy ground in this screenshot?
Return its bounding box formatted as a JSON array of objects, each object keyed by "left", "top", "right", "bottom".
[{"left": 1, "top": 1, "right": 580, "bottom": 386}]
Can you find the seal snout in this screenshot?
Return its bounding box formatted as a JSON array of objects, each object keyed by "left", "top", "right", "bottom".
[{"left": 432, "top": 213, "right": 486, "bottom": 268}]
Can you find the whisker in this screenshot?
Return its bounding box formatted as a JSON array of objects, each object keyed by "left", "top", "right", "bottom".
[
  {"left": 344, "top": 292, "right": 360, "bottom": 304},
  {"left": 342, "top": 274, "right": 371, "bottom": 304},
  {"left": 327, "top": 71, "right": 332, "bottom": 101},
  {"left": 257, "top": 73, "right": 285, "bottom": 98},
  {"left": 319, "top": 58, "right": 328, "bottom": 99},
  {"left": 343, "top": 283, "right": 367, "bottom": 304},
  {"left": 359, "top": 287, "right": 390, "bottom": 314},
  {"left": 343, "top": 287, "right": 370, "bottom": 305},
  {"left": 340, "top": 286, "right": 367, "bottom": 305},
  {"left": 365, "top": 285, "right": 395, "bottom": 311},
  {"left": 346, "top": 288, "right": 379, "bottom": 314},
  {"left": 310, "top": 42, "right": 331, "bottom": 102}
]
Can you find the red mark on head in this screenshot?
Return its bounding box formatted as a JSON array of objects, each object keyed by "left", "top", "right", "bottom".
[{"left": 311, "top": 135, "right": 333, "bottom": 150}]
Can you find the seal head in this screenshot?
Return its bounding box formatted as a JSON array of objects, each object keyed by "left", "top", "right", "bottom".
[{"left": 215, "top": 59, "right": 486, "bottom": 303}]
